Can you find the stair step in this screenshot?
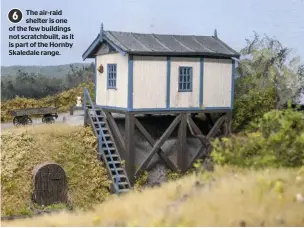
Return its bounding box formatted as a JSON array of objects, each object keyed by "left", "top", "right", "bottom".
[
  {"left": 105, "top": 152, "right": 118, "bottom": 157},
  {"left": 110, "top": 167, "right": 124, "bottom": 172},
  {"left": 95, "top": 127, "right": 108, "bottom": 132},
  {"left": 118, "top": 189, "right": 130, "bottom": 193},
  {"left": 102, "top": 141, "right": 113, "bottom": 146},
  {"left": 113, "top": 175, "right": 127, "bottom": 181},
  {"left": 105, "top": 146, "right": 116, "bottom": 151},
  {"left": 93, "top": 121, "right": 106, "bottom": 125},
  {"left": 108, "top": 160, "right": 121, "bottom": 164},
  {"left": 110, "top": 167, "right": 123, "bottom": 171},
  {"left": 110, "top": 169, "right": 125, "bottom": 176},
  {"left": 117, "top": 181, "right": 129, "bottom": 186}
]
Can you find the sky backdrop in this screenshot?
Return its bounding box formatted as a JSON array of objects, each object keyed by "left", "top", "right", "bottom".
[{"left": 1, "top": 0, "right": 304, "bottom": 66}]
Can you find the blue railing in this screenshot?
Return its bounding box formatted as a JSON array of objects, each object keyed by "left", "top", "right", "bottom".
[{"left": 83, "top": 88, "right": 121, "bottom": 194}]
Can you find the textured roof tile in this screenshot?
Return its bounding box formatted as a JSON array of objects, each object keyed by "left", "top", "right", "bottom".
[{"left": 83, "top": 30, "right": 240, "bottom": 60}]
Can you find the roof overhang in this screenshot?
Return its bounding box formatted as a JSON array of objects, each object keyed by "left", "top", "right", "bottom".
[
  {"left": 82, "top": 34, "right": 127, "bottom": 60},
  {"left": 127, "top": 51, "right": 240, "bottom": 59},
  {"left": 82, "top": 33, "right": 240, "bottom": 60}
]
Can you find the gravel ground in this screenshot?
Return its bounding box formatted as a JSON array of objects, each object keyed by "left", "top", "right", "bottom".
[{"left": 1, "top": 110, "right": 85, "bottom": 131}]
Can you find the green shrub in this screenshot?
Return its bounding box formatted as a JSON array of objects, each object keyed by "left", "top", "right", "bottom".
[{"left": 212, "top": 108, "right": 304, "bottom": 168}]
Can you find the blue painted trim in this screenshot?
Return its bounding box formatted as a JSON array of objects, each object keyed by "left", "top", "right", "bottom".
[
  {"left": 203, "top": 107, "right": 232, "bottom": 110},
  {"left": 133, "top": 107, "right": 232, "bottom": 111},
  {"left": 95, "top": 105, "right": 232, "bottom": 112},
  {"left": 82, "top": 35, "right": 101, "bottom": 60},
  {"left": 178, "top": 66, "right": 193, "bottom": 92},
  {"left": 82, "top": 34, "right": 127, "bottom": 60},
  {"left": 107, "top": 64, "right": 117, "bottom": 89},
  {"left": 128, "top": 55, "right": 134, "bottom": 110},
  {"left": 94, "top": 57, "right": 97, "bottom": 104},
  {"left": 96, "top": 105, "right": 129, "bottom": 111},
  {"left": 166, "top": 57, "right": 171, "bottom": 108},
  {"left": 199, "top": 58, "right": 204, "bottom": 108},
  {"left": 231, "top": 59, "right": 236, "bottom": 109}
]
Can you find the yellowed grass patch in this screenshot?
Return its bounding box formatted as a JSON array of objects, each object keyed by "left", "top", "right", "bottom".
[
  {"left": 1, "top": 124, "right": 110, "bottom": 216},
  {"left": 3, "top": 166, "right": 304, "bottom": 226}
]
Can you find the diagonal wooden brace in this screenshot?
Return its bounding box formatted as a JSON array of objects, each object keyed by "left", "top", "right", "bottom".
[
  {"left": 135, "top": 118, "right": 177, "bottom": 171},
  {"left": 186, "top": 114, "right": 226, "bottom": 169},
  {"left": 134, "top": 114, "right": 181, "bottom": 178},
  {"left": 186, "top": 115, "right": 210, "bottom": 146}
]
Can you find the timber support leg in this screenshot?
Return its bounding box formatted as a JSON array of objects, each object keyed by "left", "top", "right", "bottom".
[
  {"left": 84, "top": 108, "right": 89, "bottom": 126},
  {"left": 177, "top": 114, "right": 187, "bottom": 173},
  {"left": 134, "top": 114, "right": 181, "bottom": 178},
  {"left": 125, "top": 113, "right": 135, "bottom": 186}
]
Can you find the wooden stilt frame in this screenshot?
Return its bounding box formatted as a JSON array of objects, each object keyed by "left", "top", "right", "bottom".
[{"left": 100, "top": 110, "right": 232, "bottom": 186}]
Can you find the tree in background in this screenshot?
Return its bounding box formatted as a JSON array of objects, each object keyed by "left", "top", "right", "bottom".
[
  {"left": 1, "top": 63, "right": 94, "bottom": 101},
  {"left": 233, "top": 32, "right": 304, "bottom": 131}
]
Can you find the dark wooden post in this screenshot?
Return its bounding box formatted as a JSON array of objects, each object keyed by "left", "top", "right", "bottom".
[
  {"left": 177, "top": 113, "right": 187, "bottom": 173},
  {"left": 125, "top": 113, "right": 135, "bottom": 186},
  {"left": 84, "top": 108, "right": 89, "bottom": 126}
]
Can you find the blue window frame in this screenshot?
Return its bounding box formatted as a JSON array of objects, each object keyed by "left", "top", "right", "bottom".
[
  {"left": 178, "top": 66, "right": 192, "bottom": 92},
  {"left": 107, "top": 64, "right": 117, "bottom": 89}
]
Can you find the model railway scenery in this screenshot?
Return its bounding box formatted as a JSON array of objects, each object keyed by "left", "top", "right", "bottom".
[
  {"left": 10, "top": 107, "right": 58, "bottom": 125},
  {"left": 1, "top": 0, "right": 304, "bottom": 227}
]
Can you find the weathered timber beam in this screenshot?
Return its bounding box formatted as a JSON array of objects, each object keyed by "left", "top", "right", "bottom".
[
  {"left": 104, "top": 112, "right": 126, "bottom": 159},
  {"left": 125, "top": 113, "right": 135, "bottom": 185},
  {"left": 187, "top": 114, "right": 226, "bottom": 169},
  {"left": 84, "top": 108, "right": 89, "bottom": 126},
  {"left": 187, "top": 144, "right": 211, "bottom": 170},
  {"left": 134, "top": 114, "right": 182, "bottom": 177},
  {"left": 207, "top": 115, "right": 226, "bottom": 138},
  {"left": 134, "top": 118, "right": 177, "bottom": 171},
  {"left": 186, "top": 115, "right": 210, "bottom": 146},
  {"left": 177, "top": 114, "right": 187, "bottom": 173}
]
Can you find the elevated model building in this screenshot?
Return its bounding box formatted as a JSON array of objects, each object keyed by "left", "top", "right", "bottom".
[{"left": 82, "top": 24, "right": 240, "bottom": 193}]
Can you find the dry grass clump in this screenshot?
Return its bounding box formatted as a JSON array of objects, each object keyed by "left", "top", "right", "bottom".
[
  {"left": 3, "top": 166, "right": 304, "bottom": 226},
  {"left": 1, "top": 124, "right": 110, "bottom": 216}
]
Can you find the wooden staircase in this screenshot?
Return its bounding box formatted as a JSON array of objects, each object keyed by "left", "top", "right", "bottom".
[{"left": 83, "top": 89, "right": 131, "bottom": 194}]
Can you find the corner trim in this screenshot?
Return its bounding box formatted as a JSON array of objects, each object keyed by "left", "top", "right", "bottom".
[
  {"left": 199, "top": 58, "right": 204, "bottom": 108},
  {"left": 231, "top": 59, "right": 236, "bottom": 109},
  {"left": 166, "top": 57, "right": 171, "bottom": 108},
  {"left": 128, "top": 55, "right": 134, "bottom": 110},
  {"left": 94, "top": 57, "right": 97, "bottom": 104}
]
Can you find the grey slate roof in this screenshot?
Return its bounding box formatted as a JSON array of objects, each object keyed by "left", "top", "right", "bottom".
[{"left": 82, "top": 30, "right": 240, "bottom": 60}]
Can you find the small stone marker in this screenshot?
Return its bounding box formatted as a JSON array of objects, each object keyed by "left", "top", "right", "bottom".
[
  {"left": 32, "top": 163, "right": 67, "bottom": 206},
  {"left": 76, "top": 96, "right": 82, "bottom": 107}
]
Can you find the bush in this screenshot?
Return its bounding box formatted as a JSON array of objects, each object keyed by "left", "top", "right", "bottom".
[
  {"left": 212, "top": 108, "right": 304, "bottom": 168},
  {"left": 233, "top": 85, "right": 276, "bottom": 132}
]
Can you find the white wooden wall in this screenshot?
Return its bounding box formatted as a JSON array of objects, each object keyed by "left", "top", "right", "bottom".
[
  {"left": 95, "top": 52, "right": 233, "bottom": 110},
  {"left": 203, "top": 58, "right": 232, "bottom": 108},
  {"left": 95, "top": 53, "right": 128, "bottom": 108},
  {"left": 170, "top": 57, "right": 200, "bottom": 108},
  {"left": 133, "top": 56, "right": 167, "bottom": 109}
]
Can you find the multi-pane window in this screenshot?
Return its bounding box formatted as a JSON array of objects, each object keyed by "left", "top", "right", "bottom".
[
  {"left": 178, "top": 66, "right": 192, "bottom": 92},
  {"left": 107, "top": 64, "right": 117, "bottom": 89}
]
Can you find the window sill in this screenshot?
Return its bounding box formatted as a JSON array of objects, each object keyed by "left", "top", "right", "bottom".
[
  {"left": 178, "top": 90, "right": 192, "bottom": 93},
  {"left": 107, "top": 87, "right": 117, "bottom": 90}
]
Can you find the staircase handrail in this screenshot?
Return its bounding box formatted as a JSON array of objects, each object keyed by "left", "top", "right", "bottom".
[{"left": 83, "top": 88, "right": 121, "bottom": 194}]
